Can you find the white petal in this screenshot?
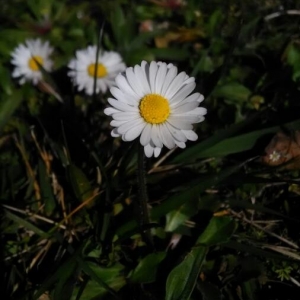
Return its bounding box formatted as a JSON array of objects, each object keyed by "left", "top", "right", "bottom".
[
  {"left": 155, "top": 63, "right": 167, "bottom": 94},
  {"left": 165, "top": 72, "right": 186, "bottom": 99},
  {"left": 161, "top": 65, "right": 178, "bottom": 96},
  {"left": 134, "top": 64, "right": 150, "bottom": 94},
  {"left": 150, "top": 125, "right": 163, "bottom": 147},
  {"left": 172, "top": 101, "right": 200, "bottom": 113},
  {"left": 112, "top": 112, "right": 140, "bottom": 121},
  {"left": 115, "top": 73, "right": 139, "bottom": 98},
  {"left": 167, "top": 117, "right": 193, "bottom": 130},
  {"left": 140, "top": 123, "right": 152, "bottom": 146},
  {"left": 190, "top": 107, "right": 207, "bottom": 116},
  {"left": 183, "top": 92, "right": 203, "bottom": 103},
  {"left": 170, "top": 115, "right": 201, "bottom": 125},
  {"left": 108, "top": 98, "right": 138, "bottom": 112},
  {"left": 169, "top": 82, "right": 196, "bottom": 105},
  {"left": 126, "top": 68, "right": 144, "bottom": 98},
  {"left": 124, "top": 123, "right": 145, "bottom": 141},
  {"left": 160, "top": 123, "right": 175, "bottom": 149},
  {"left": 144, "top": 144, "right": 154, "bottom": 157},
  {"left": 149, "top": 61, "right": 158, "bottom": 92},
  {"left": 182, "top": 130, "right": 198, "bottom": 141},
  {"left": 166, "top": 123, "right": 187, "bottom": 142},
  {"left": 118, "top": 119, "right": 145, "bottom": 134},
  {"left": 104, "top": 107, "right": 120, "bottom": 116},
  {"left": 111, "top": 128, "right": 120, "bottom": 137},
  {"left": 175, "top": 141, "right": 186, "bottom": 148},
  {"left": 154, "top": 147, "right": 162, "bottom": 157},
  {"left": 126, "top": 67, "right": 144, "bottom": 97},
  {"left": 111, "top": 120, "right": 127, "bottom": 127}
]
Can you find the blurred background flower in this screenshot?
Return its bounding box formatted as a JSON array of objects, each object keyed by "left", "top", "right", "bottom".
[
  {"left": 10, "top": 38, "right": 53, "bottom": 85},
  {"left": 68, "top": 46, "right": 126, "bottom": 95}
]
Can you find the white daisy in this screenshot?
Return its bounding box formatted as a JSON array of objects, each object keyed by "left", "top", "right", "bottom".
[
  {"left": 11, "top": 38, "right": 53, "bottom": 85},
  {"left": 68, "top": 46, "right": 126, "bottom": 95},
  {"left": 104, "top": 61, "right": 207, "bottom": 158}
]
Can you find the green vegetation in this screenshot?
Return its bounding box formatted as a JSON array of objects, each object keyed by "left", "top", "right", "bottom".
[{"left": 2, "top": 0, "right": 300, "bottom": 299}]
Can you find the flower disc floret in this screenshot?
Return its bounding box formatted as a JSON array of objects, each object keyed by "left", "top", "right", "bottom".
[
  {"left": 87, "top": 63, "right": 107, "bottom": 78},
  {"left": 28, "top": 56, "right": 44, "bottom": 71},
  {"left": 104, "top": 61, "right": 207, "bottom": 158},
  {"left": 139, "top": 94, "right": 170, "bottom": 124}
]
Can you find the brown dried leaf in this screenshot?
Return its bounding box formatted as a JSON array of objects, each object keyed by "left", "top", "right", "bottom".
[{"left": 261, "top": 131, "right": 300, "bottom": 169}]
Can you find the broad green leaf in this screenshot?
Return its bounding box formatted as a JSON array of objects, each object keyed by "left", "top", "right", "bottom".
[
  {"left": 172, "top": 109, "right": 265, "bottom": 163},
  {"left": 165, "top": 217, "right": 236, "bottom": 300},
  {"left": 197, "top": 217, "right": 237, "bottom": 246},
  {"left": 129, "top": 252, "right": 166, "bottom": 283},
  {"left": 77, "top": 259, "right": 124, "bottom": 300},
  {"left": 0, "top": 90, "right": 23, "bottom": 132},
  {"left": 173, "top": 118, "right": 300, "bottom": 162},
  {"left": 212, "top": 82, "right": 251, "bottom": 102},
  {"left": 165, "top": 246, "right": 207, "bottom": 300}
]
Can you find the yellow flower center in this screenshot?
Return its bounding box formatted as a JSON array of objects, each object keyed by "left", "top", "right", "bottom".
[
  {"left": 139, "top": 94, "right": 170, "bottom": 124},
  {"left": 87, "top": 63, "right": 107, "bottom": 78},
  {"left": 28, "top": 56, "right": 44, "bottom": 71}
]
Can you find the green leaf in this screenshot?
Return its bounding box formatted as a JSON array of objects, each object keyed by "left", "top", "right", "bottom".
[
  {"left": 173, "top": 117, "right": 300, "bottom": 162},
  {"left": 165, "top": 217, "right": 236, "bottom": 300},
  {"left": 67, "top": 164, "right": 94, "bottom": 206},
  {"left": 207, "top": 9, "right": 224, "bottom": 36},
  {"left": 129, "top": 252, "right": 166, "bottom": 283},
  {"left": 224, "top": 241, "right": 298, "bottom": 262},
  {"left": 0, "top": 65, "right": 12, "bottom": 95},
  {"left": 0, "top": 90, "right": 23, "bottom": 132},
  {"left": 116, "top": 162, "right": 246, "bottom": 239},
  {"left": 172, "top": 109, "right": 265, "bottom": 163},
  {"left": 165, "top": 196, "right": 198, "bottom": 232},
  {"left": 5, "top": 210, "right": 48, "bottom": 238},
  {"left": 151, "top": 48, "right": 189, "bottom": 61},
  {"left": 77, "top": 259, "right": 124, "bottom": 300},
  {"left": 33, "top": 248, "right": 81, "bottom": 300},
  {"left": 197, "top": 216, "right": 237, "bottom": 246},
  {"left": 53, "top": 260, "right": 78, "bottom": 300},
  {"left": 212, "top": 82, "right": 251, "bottom": 102},
  {"left": 38, "top": 159, "right": 56, "bottom": 215},
  {"left": 165, "top": 246, "right": 207, "bottom": 300},
  {"left": 151, "top": 161, "right": 247, "bottom": 221}
]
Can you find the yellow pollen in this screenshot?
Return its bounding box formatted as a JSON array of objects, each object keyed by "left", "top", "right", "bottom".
[
  {"left": 139, "top": 94, "right": 170, "bottom": 124},
  {"left": 87, "top": 63, "right": 107, "bottom": 78},
  {"left": 28, "top": 56, "right": 44, "bottom": 71}
]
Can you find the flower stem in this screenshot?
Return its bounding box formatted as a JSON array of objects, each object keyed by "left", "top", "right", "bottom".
[{"left": 137, "top": 143, "right": 154, "bottom": 249}]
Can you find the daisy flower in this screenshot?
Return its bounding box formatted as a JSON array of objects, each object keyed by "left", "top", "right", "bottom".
[
  {"left": 104, "top": 61, "right": 207, "bottom": 158},
  {"left": 11, "top": 38, "right": 53, "bottom": 85},
  {"left": 68, "top": 46, "right": 126, "bottom": 95}
]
